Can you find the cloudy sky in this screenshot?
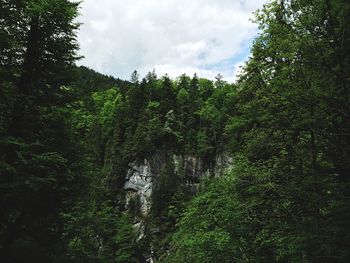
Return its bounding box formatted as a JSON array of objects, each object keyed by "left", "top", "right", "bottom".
[{"left": 77, "top": 0, "right": 266, "bottom": 82}]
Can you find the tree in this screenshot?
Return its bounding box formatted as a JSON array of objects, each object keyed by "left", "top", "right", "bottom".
[
  {"left": 130, "top": 70, "right": 140, "bottom": 84},
  {"left": 166, "top": 0, "right": 350, "bottom": 262},
  {"left": 0, "top": 0, "right": 81, "bottom": 261}
]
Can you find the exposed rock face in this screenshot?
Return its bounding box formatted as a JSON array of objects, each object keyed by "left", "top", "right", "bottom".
[
  {"left": 122, "top": 152, "right": 233, "bottom": 262},
  {"left": 124, "top": 159, "right": 153, "bottom": 215},
  {"left": 213, "top": 154, "right": 233, "bottom": 177},
  {"left": 173, "top": 154, "right": 233, "bottom": 193},
  {"left": 123, "top": 153, "right": 232, "bottom": 217}
]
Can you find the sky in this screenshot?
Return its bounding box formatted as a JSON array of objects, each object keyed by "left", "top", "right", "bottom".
[{"left": 77, "top": 0, "right": 267, "bottom": 83}]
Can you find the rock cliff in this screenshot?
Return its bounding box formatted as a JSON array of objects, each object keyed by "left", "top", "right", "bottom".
[{"left": 122, "top": 150, "right": 233, "bottom": 261}]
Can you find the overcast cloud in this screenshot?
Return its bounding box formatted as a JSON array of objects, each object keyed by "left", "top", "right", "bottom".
[{"left": 77, "top": 0, "right": 266, "bottom": 82}]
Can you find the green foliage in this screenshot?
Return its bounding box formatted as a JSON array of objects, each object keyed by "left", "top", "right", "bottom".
[
  {"left": 1, "top": 0, "right": 349, "bottom": 261},
  {"left": 166, "top": 0, "right": 350, "bottom": 262},
  {"left": 151, "top": 160, "right": 179, "bottom": 218},
  {"left": 63, "top": 199, "right": 138, "bottom": 263},
  {"left": 0, "top": 1, "right": 135, "bottom": 261},
  {"left": 165, "top": 156, "right": 350, "bottom": 262},
  {"left": 115, "top": 214, "right": 138, "bottom": 263},
  {"left": 162, "top": 163, "right": 246, "bottom": 263}
]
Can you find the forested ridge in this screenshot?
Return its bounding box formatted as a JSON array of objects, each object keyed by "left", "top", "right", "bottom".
[{"left": 0, "top": 0, "right": 349, "bottom": 262}]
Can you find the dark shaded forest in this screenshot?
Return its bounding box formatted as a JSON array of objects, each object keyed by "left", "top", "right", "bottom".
[{"left": 0, "top": 0, "right": 349, "bottom": 262}]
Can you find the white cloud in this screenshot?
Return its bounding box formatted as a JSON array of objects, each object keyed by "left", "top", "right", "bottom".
[{"left": 76, "top": 0, "right": 266, "bottom": 82}]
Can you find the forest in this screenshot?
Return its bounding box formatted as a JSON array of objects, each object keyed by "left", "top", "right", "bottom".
[{"left": 0, "top": 0, "right": 349, "bottom": 262}]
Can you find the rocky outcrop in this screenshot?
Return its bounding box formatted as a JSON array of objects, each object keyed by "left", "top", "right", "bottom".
[
  {"left": 123, "top": 152, "right": 232, "bottom": 216},
  {"left": 124, "top": 159, "right": 153, "bottom": 215},
  {"left": 122, "top": 152, "right": 233, "bottom": 262},
  {"left": 173, "top": 154, "right": 233, "bottom": 192}
]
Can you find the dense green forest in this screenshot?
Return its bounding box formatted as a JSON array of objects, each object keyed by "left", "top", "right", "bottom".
[{"left": 0, "top": 0, "right": 349, "bottom": 262}]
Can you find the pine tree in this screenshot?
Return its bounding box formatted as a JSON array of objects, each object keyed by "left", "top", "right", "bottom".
[{"left": 0, "top": 0, "right": 81, "bottom": 261}]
